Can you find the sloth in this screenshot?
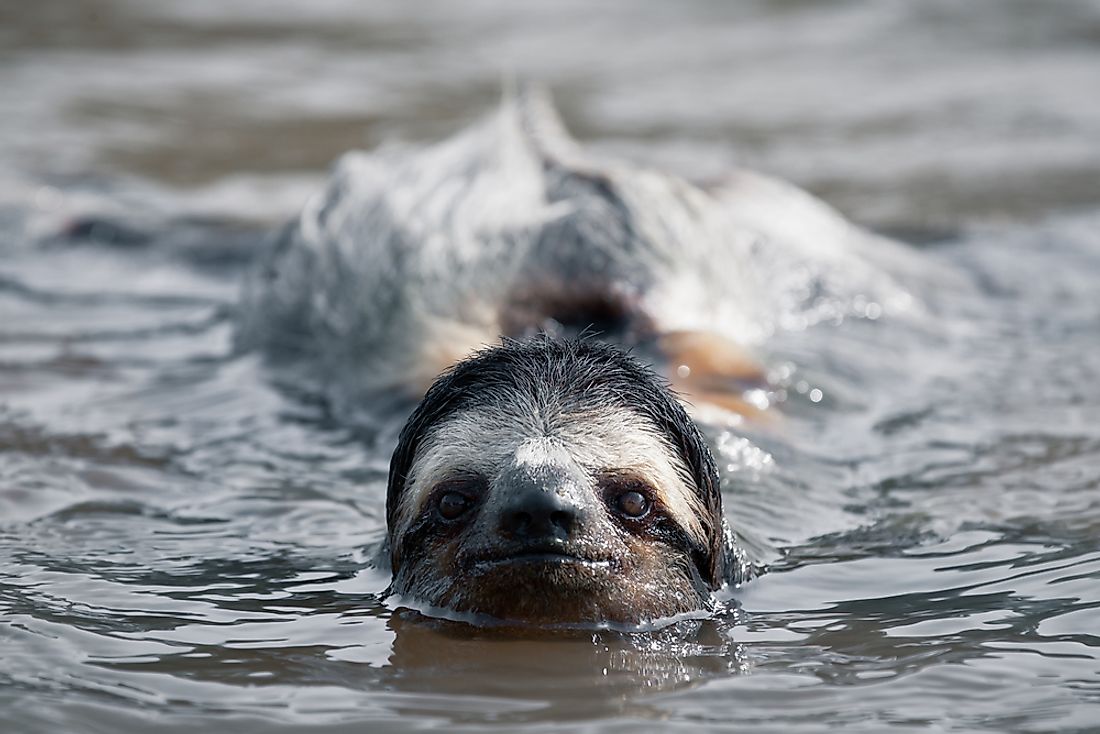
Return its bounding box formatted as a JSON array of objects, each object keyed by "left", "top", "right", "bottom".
[
  {"left": 238, "top": 87, "right": 919, "bottom": 625},
  {"left": 386, "top": 337, "right": 744, "bottom": 626}
]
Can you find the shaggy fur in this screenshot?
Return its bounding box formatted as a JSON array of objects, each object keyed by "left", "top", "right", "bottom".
[{"left": 237, "top": 87, "right": 919, "bottom": 425}]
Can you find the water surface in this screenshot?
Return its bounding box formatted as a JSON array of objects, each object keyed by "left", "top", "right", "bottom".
[{"left": 2, "top": 1, "right": 1100, "bottom": 732}]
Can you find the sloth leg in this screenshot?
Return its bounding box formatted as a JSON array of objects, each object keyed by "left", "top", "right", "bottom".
[{"left": 657, "top": 330, "right": 770, "bottom": 419}]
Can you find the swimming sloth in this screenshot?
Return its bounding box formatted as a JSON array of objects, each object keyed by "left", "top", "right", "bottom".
[{"left": 239, "top": 88, "right": 919, "bottom": 624}]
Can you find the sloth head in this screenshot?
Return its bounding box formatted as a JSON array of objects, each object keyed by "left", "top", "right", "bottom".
[{"left": 385, "top": 338, "right": 734, "bottom": 626}]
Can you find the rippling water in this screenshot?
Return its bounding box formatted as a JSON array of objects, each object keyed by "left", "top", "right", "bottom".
[{"left": 3, "top": 1, "right": 1100, "bottom": 732}]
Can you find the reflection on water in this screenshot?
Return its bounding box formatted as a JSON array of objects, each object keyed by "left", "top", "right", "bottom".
[{"left": 2, "top": 1, "right": 1100, "bottom": 732}]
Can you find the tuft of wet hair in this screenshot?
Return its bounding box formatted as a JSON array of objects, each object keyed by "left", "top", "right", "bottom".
[{"left": 386, "top": 336, "right": 731, "bottom": 588}]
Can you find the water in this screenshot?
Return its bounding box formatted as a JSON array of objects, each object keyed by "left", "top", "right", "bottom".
[{"left": 2, "top": 1, "right": 1100, "bottom": 732}]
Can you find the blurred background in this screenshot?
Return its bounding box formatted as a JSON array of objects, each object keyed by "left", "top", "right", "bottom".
[{"left": 3, "top": 0, "right": 1099, "bottom": 229}]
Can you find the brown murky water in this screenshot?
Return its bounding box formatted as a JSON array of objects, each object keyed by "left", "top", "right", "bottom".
[{"left": 2, "top": 1, "right": 1100, "bottom": 732}]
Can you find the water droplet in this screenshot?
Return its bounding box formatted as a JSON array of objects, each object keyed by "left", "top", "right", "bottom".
[{"left": 744, "top": 389, "right": 770, "bottom": 410}]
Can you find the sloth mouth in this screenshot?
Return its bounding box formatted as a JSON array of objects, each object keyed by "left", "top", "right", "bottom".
[{"left": 466, "top": 547, "right": 616, "bottom": 574}]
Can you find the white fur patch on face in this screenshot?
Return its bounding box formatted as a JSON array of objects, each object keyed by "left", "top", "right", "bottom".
[
  {"left": 394, "top": 396, "right": 707, "bottom": 544},
  {"left": 512, "top": 436, "right": 577, "bottom": 470}
]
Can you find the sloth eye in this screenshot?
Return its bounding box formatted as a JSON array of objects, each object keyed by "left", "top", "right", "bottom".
[
  {"left": 437, "top": 491, "right": 471, "bottom": 520},
  {"left": 615, "top": 490, "right": 650, "bottom": 518},
  {"left": 431, "top": 475, "right": 485, "bottom": 522},
  {"left": 600, "top": 473, "right": 658, "bottom": 523}
]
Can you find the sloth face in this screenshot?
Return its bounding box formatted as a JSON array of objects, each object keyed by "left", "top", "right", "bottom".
[{"left": 386, "top": 339, "right": 730, "bottom": 626}]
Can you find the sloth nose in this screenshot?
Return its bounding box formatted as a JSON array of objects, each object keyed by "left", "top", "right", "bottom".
[{"left": 497, "top": 468, "right": 585, "bottom": 541}]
